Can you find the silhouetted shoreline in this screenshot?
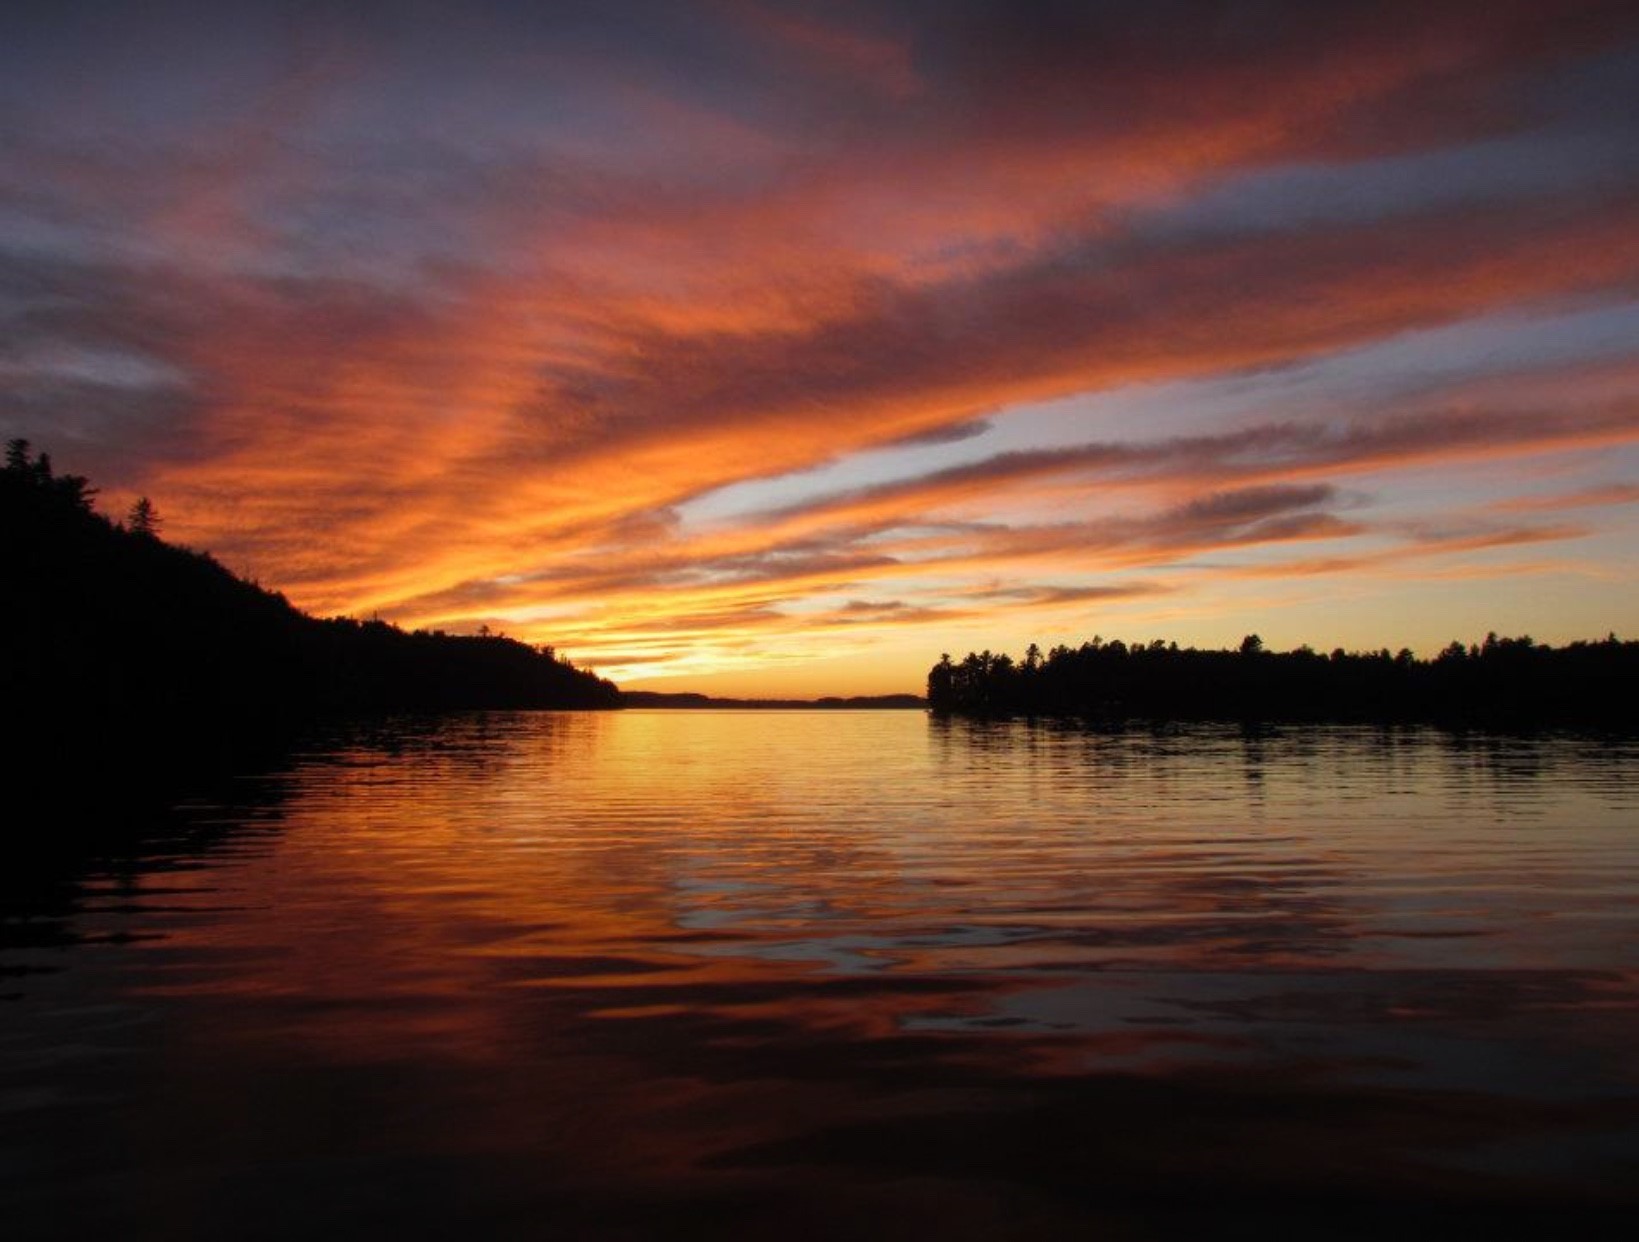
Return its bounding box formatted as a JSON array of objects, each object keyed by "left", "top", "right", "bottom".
[
  {"left": 3, "top": 442, "right": 618, "bottom": 818},
  {"left": 927, "top": 634, "right": 1639, "bottom": 725}
]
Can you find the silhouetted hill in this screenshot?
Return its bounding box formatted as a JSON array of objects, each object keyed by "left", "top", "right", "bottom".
[
  {"left": 927, "top": 634, "right": 1638, "bottom": 725},
  {"left": 3, "top": 442, "right": 617, "bottom": 807}
]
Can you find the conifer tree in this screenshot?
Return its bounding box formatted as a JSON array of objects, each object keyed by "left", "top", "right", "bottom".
[{"left": 128, "top": 496, "right": 161, "bottom": 536}]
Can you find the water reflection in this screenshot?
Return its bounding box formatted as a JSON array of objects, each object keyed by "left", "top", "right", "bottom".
[{"left": 4, "top": 714, "right": 1638, "bottom": 1238}]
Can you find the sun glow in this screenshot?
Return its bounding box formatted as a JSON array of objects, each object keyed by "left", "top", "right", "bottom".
[{"left": 6, "top": 3, "right": 1639, "bottom": 693}]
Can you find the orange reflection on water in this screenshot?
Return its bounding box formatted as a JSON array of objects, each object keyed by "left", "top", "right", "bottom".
[{"left": 9, "top": 713, "right": 1639, "bottom": 1236}]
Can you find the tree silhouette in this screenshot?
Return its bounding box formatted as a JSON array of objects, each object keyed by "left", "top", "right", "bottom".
[
  {"left": 3, "top": 439, "right": 95, "bottom": 511},
  {"left": 926, "top": 632, "right": 1636, "bottom": 723},
  {"left": 127, "top": 496, "right": 161, "bottom": 536},
  {"left": 6, "top": 439, "right": 624, "bottom": 816}
]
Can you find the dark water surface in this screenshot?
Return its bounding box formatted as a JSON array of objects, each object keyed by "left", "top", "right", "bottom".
[{"left": 5, "top": 712, "right": 1638, "bottom": 1238}]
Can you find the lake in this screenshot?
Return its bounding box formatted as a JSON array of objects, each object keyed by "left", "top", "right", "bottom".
[{"left": 4, "top": 711, "right": 1638, "bottom": 1238}]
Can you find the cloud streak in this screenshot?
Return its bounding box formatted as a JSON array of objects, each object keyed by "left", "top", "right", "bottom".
[{"left": 3, "top": 2, "right": 1639, "bottom": 690}]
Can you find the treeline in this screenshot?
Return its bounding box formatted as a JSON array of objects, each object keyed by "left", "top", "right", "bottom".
[
  {"left": 926, "top": 633, "right": 1638, "bottom": 724},
  {"left": 3, "top": 442, "right": 618, "bottom": 801}
]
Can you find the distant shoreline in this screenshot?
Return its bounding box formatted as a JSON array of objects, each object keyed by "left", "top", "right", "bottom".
[
  {"left": 620, "top": 692, "right": 925, "bottom": 710},
  {"left": 926, "top": 635, "right": 1638, "bottom": 726}
]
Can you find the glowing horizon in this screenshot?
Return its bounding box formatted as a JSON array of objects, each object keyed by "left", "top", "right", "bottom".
[{"left": 5, "top": 2, "right": 1639, "bottom": 696}]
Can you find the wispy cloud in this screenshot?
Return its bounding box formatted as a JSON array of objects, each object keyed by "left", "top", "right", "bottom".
[{"left": 3, "top": 1, "right": 1638, "bottom": 689}]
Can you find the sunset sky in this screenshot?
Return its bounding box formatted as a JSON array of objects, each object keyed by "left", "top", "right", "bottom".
[{"left": 4, "top": 1, "right": 1639, "bottom": 695}]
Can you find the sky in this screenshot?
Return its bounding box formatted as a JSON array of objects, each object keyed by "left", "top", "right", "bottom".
[{"left": 4, "top": 0, "right": 1639, "bottom": 696}]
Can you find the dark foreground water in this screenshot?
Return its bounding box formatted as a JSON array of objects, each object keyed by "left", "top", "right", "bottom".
[{"left": 4, "top": 712, "right": 1638, "bottom": 1239}]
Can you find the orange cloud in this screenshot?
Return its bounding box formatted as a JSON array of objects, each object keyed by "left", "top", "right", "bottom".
[{"left": 5, "top": 1, "right": 1639, "bottom": 689}]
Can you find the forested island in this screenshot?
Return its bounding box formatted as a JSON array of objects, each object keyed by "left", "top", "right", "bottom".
[
  {"left": 927, "top": 634, "right": 1639, "bottom": 724},
  {"left": 3, "top": 442, "right": 617, "bottom": 803}
]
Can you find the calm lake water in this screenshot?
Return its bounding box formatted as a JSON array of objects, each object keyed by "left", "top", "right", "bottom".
[{"left": 5, "top": 711, "right": 1639, "bottom": 1238}]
